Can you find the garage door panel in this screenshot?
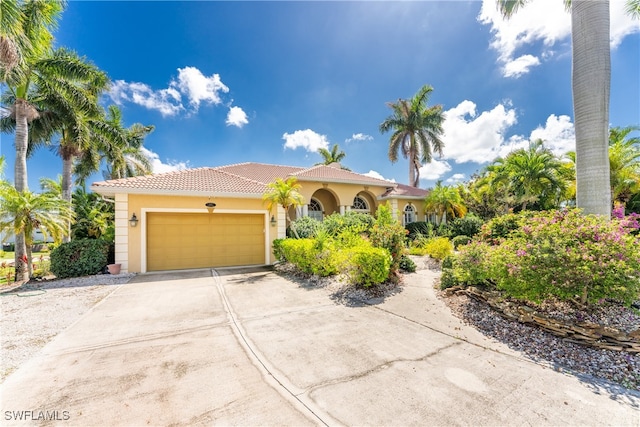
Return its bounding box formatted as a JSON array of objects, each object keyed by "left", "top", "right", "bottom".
[{"left": 147, "top": 213, "right": 265, "bottom": 271}]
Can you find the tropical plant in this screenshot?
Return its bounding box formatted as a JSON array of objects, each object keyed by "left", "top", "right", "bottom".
[
  {"left": 316, "top": 143, "right": 346, "bottom": 166},
  {"left": 0, "top": 183, "right": 75, "bottom": 279},
  {"left": 424, "top": 181, "right": 467, "bottom": 225},
  {"left": 607, "top": 125, "right": 640, "bottom": 205},
  {"left": 262, "top": 177, "right": 305, "bottom": 238},
  {"left": 495, "top": 0, "right": 640, "bottom": 216},
  {"left": 379, "top": 84, "right": 445, "bottom": 187},
  {"left": 71, "top": 187, "right": 114, "bottom": 241},
  {"left": 75, "top": 105, "right": 154, "bottom": 184},
  {"left": 483, "top": 140, "right": 567, "bottom": 211}
]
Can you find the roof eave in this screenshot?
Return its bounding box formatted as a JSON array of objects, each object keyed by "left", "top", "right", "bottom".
[{"left": 90, "top": 186, "right": 263, "bottom": 199}]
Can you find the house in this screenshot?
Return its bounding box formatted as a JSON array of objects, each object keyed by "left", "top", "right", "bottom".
[{"left": 91, "top": 162, "right": 429, "bottom": 273}]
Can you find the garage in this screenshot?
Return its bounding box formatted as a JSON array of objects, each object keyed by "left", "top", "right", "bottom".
[{"left": 146, "top": 212, "right": 266, "bottom": 271}]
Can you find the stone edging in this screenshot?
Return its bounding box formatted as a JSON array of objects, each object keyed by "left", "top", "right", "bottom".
[{"left": 444, "top": 285, "right": 640, "bottom": 353}]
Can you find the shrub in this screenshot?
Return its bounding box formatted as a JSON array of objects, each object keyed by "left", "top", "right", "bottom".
[
  {"left": 341, "top": 245, "right": 391, "bottom": 287},
  {"left": 434, "top": 223, "right": 453, "bottom": 238},
  {"left": 449, "top": 214, "right": 483, "bottom": 238},
  {"left": 288, "top": 216, "right": 321, "bottom": 239},
  {"left": 272, "top": 238, "right": 286, "bottom": 262},
  {"left": 405, "top": 222, "right": 434, "bottom": 240},
  {"left": 370, "top": 204, "right": 407, "bottom": 277},
  {"left": 479, "top": 212, "right": 532, "bottom": 244},
  {"left": 279, "top": 238, "right": 338, "bottom": 277},
  {"left": 321, "top": 211, "right": 374, "bottom": 237},
  {"left": 452, "top": 235, "right": 472, "bottom": 250},
  {"left": 399, "top": 254, "right": 416, "bottom": 273},
  {"left": 423, "top": 237, "right": 453, "bottom": 261},
  {"left": 50, "top": 239, "right": 109, "bottom": 279}
]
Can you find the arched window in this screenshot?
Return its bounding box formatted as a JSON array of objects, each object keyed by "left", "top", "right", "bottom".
[
  {"left": 351, "top": 196, "right": 369, "bottom": 212},
  {"left": 403, "top": 204, "right": 416, "bottom": 225},
  {"left": 308, "top": 198, "right": 323, "bottom": 221}
]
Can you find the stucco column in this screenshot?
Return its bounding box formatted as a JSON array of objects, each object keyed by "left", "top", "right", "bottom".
[
  {"left": 302, "top": 204, "right": 309, "bottom": 217},
  {"left": 340, "top": 205, "right": 345, "bottom": 215}
]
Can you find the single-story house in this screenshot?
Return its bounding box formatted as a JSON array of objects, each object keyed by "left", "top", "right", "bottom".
[{"left": 91, "top": 162, "right": 430, "bottom": 273}]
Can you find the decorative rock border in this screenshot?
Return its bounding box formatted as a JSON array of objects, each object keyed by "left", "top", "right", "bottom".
[{"left": 445, "top": 285, "right": 640, "bottom": 353}]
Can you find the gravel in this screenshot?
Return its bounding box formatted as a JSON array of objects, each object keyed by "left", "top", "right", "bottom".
[
  {"left": 437, "top": 286, "right": 640, "bottom": 391},
  {"left": 0, "top": 273, "right": 134, "bottom": 383}
]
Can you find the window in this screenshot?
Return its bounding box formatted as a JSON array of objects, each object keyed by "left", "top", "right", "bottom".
[
  {"left": 308, "top": 199, "right": 323, "bottom": 221},
  {"left": 351, "top": 196, "right": 369, "bottom": 212},
  {"left": 403, "top": 204, "right": 416, "bottom": 225}
]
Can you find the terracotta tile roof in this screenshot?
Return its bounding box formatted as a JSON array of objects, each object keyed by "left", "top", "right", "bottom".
[
  {"left": 91, "top": 167, "right": 267, "bottom": 196},
  {"left": 290, "top": 163, "right": 394, "bottom": 187},
  {"left": 381, "top": 183, "right": 430, "bottom": 199},
  {"left": 91, "top": 161, "right": 398, "bottom": 196},
  {"left": 214, "top": 162, "right": 304, "bottom": 184}
]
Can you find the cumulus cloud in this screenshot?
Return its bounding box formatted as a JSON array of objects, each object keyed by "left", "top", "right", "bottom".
[
  {"left": 478, "top": 0, "right": 638, "bottom": 78},
  {"left": 346, "top": 133, "right": 373, "bottom": 143},
  {"left": 282, "top": 129, "right": 330, "bottom": 152},
  {"left": 441, "top": 100, "right": 518, "bottom": 163},
  {"left": 440, "top": 100, "right": 576, "bottom": 164},
  {"left": 226, "top": 106, "right": 249, "bottom": 128},
  {"left": 174, "top": 66, "right": 229, "bottom": 109},
  {"left": 419, "top": 159, "right": 452, "bottom": 181},
  {"left": 141, "top": 147, "right": 189, "bottom": 173},
  {"left": 109, "top": 80, "right": 183, "bottom": 117},
  {"left": 446, "top": 173, "right": 466, "bottom": 184},
  {"left": 503, "top": 54, "right": 541, "bottom": 78},
  {"left": 364, "top": 170, "right": 395, "bottom": 182},
  {"left": 107, "top": 66, "right": 247, "bottom": 121}
]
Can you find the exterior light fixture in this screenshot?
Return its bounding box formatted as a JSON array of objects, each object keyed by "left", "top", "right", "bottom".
[
  {"left": 129, "top": 213, "right": 139, "bottom": 227},
  {"left": 270, "top": 215, "right": 277, "bottom": 226},
  {"left": 205, "top": 202, "right": 216, "bottom": 213}
]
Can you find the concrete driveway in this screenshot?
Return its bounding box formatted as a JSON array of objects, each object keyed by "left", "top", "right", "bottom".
[{"left": 1, "top": 267, "right": 638, "bottom": 426}]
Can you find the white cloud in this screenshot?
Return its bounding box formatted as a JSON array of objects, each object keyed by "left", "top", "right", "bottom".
[
  {"left": 364, "top": 170, "right": 395, "bottom": 182},
  {"left": 478, "top": 0, "right": 638, "bottom": 78},
  {"left": 529, "top": 114, "right": 575, "bottom": 155},
  {"left": 346, "top": 133, "right": 373, "bottom": 143},
  {"left": 446, "top": 173, "right": 466, "bottom": 184},
  {"left": 173, "top": 66, "right": 229, "bottom": 109},
  {"left": 226, "top": 106, "right": 249, "bottom": 128},
  {"left": 441, "top": 100, "right": 518, "bottom": 163},
  {"left": 109, "top": 80, "right": 183, "bottom": 117},
  {"left": 282, "top": 129, "right": 330, "bottom": 152},
  {"left": 419, "top": 159, "right": 452, "bottom": 181},
  {"left": 141, "top": 147, "right": 189, "bottom": 173},
  {"left": 107, "top": 66, "right": 236, "bottom": 118},
  {"left": 503, "top": 54, "right": 541, "bottom": 78}
]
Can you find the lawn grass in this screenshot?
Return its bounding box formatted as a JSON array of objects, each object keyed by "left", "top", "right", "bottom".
[{"left": 0, "top": 251, "right": 51, "bottom": 285}]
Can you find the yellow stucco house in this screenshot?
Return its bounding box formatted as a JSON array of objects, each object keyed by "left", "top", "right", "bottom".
[{"left": 91, "top": 162, "right": 429, "bottom": 273}]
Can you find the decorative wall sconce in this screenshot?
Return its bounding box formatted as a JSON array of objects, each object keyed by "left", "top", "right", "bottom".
[
  {"left": 270, "top": 215, "right": 277, "bottom": 226},
  {"left": 129, "top": 213, "right": 139, "bottom": 227},
  {"left": 205, "top": 202, "right": 217, "bottom": 213}
]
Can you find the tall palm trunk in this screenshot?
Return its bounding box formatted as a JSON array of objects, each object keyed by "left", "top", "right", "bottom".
[
  {"left": 61, "top": 154, "right": 74, "bottom": 242},
  {"left": 408, "top": 139, "right": 417, "bottom": 187},
  {"left": 572, "top": 0, "right": 611, "bottom": 217},
  {"left": 13, "top": 98, "right": 30, "bottom": 281}
]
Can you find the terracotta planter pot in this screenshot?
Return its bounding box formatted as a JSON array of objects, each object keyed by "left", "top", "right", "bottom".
[{"left": 107, "top": 263, "right": 121, "bottom": 275}]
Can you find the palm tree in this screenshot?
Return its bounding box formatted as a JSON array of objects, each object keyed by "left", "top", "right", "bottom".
[
  {"left": 607, "top": 126, "right": 640, "bottom": 205},
  {"left": 424, "top": 181, "right": 467, "bottom": 225},
  {"left": 1, "top": 0, "right": 64, "bottom": 281},
  {"left": 486, "top": 140, "right": 567, "bottom": 211},
  {"left": 495, "top": 0, "right": 640, "bottom": 216},
  {"left": 0, "top": 183, "right": 74, "bottom": 279},
  {"left": 316, "top": 144, "right": 346, "bottom": 166},
  {"left": 74, "top": 105, "right": 154, "bottom": 185},
  {"left": 71, "top": 187, "right": 114, "bottom": 241},
  {"left": 39, "top": 174, "right": 62, "bottom": 196},
  {"left": 380, "top": 84, "right": 445, "bottom": 187},
  {"left": 0, "top": 0, "right": 23, "bottom": 79},
  {"left": 262, "top": 177, "right": 305, "bottom": 238}
]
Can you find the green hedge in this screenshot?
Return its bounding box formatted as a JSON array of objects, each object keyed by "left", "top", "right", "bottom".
[
  {"left": 341, "top": 246, "right": 391, "bottom": 287},
  {"left": 50, "top": 239, "right": 109, "bottom": 279}
]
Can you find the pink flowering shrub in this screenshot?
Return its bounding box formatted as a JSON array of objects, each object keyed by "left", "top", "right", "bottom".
[{"left": 443, "top": 209, "right": 640, "bottom": 305}]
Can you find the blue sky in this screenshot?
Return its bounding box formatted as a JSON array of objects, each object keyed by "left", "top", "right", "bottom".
[{"left": 2, "top": 0, "right": 639, "bottom": 191}]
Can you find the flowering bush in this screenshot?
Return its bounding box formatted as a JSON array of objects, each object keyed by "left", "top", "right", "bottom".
[
  {"left": 370, "top": 203, "right": 407, "bottom": 278},
  {"left": 443, "top": 209, "right": 640, "bottom": 305}
]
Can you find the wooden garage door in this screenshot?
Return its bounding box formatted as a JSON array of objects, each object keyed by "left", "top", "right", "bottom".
[{"left": 146, "top": 213, "right": 265, "bottom": 271}]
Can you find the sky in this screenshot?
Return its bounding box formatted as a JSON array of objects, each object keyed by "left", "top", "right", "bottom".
[{"left": 1, "top": 0, "right": 639, "bottom": 191}]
